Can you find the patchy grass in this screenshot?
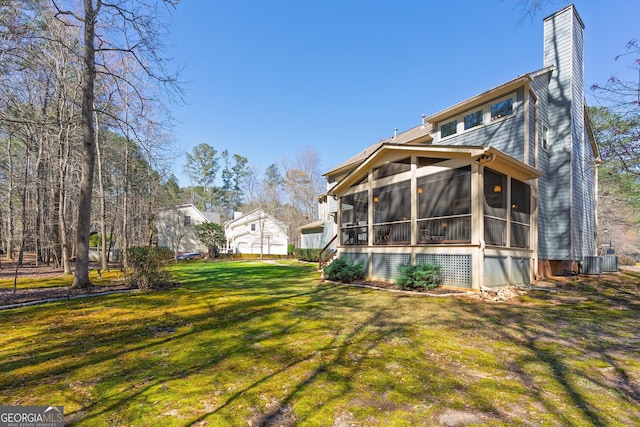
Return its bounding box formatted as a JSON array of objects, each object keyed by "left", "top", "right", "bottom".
[{"left": 1, "top": 261, "right": 639, "bottom": 426}]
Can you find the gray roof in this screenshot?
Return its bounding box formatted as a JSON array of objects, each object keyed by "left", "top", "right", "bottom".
[{"left": 325, "top": 122, "right": 433, "bottom": 176}]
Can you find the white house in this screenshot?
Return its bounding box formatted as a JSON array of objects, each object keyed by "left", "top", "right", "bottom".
[
  {"left": 155, "top": 204, "right": 221, "bottom": 255},
  {"left": 224, "top": 209, "right": 289, "bottom": 256}
]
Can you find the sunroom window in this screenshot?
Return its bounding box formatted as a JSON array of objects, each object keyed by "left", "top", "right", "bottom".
[
  {"left": 373, "top": 180, "right": 411, "bottom": 245},
  {"left": 372, "top": 157, "right": 411, "bottom": 180},
  {"left": 340, "top": 191, "right": 368, "bottom": 245},
  {"left": 417, "top": 166, "right": 471, "bottom": 244},
  {"left": 483, "top": 168, "right": 531, "bottom": 248},
  {"left": 511, "top": 178, "right": 531, "bottom": 248},
  {"left": 417, "top": 157, "right": 444, "bottom": 168},
  {"left": 484, "top": 168, "right": 508, "bottom": 246}
]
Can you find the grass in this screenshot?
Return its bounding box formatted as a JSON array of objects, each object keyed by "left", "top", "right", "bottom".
[{"left": 1, "top": 260, "right": 639, "bottom": 426}]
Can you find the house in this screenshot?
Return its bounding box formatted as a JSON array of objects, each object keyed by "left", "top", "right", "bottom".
[
  {"left": 299, "top": 194, "right": 338, "bottom": 250},
  {"left": 224, "top": 209, "right": 289, "bottom": 256},
  {"left": 155, "top": 204, "right": 221, "bottom": 255},
  {"left": 305, "top": 5, "right": 599, "bottom": 289}
]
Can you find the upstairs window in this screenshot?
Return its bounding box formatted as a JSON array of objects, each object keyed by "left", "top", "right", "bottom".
[
  {"left": 464, "top": 110, "right": 483, "bottom": 130},
  {"left": 441, "top": 120, "right": 457, "bottom": 138},
  {"left": 491, "top": 98, "right": 513, "bottom": 121},
  {"left": 542, "top": 125, "right": 549, "bottom": 151},
  {"left": 438, "top": 93, "right": 516, "bottom": 140},
  {"left": 251, "top": 223, "right": 256, "bottom": 231},
  {"left": 183, "top": 215, "right": 191, "bottom": 226}
]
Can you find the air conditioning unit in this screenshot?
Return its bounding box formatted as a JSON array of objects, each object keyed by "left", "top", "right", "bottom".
[
  {"left": 602, "top": 255, "right": 619, "bottom": 273},
  {"left": 583, "top": 256, "right": 603, "bottom": 275}
]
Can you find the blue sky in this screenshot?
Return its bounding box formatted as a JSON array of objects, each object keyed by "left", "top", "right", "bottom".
[{"left": 165, "top": 1, "right": 640, "bottom": 186}]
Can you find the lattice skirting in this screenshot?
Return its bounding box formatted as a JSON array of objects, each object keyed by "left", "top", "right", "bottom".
[
  {"left": 339, "top": 252, "right": 472, "bottom": 288},
  {"left": 341, "top": 252, "right": 370, "bottom": 273},
  {"left": 416, "top": 254, "right": 472, "bottom": 288}
]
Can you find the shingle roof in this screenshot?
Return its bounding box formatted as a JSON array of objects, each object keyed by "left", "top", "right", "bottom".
[{"left": 325, "top": 122, "right": 433, "bottom": 176}]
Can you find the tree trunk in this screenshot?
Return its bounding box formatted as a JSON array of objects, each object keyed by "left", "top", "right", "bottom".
[
  {"left": 5, "top": 134, "right": 15, "bottom": 260},
  {"left": 72, "top": 0, "right": 98, "bottom": 289},
  {"left": 122, "top": 136, "right": 129, "bottom": 267},
  {"left": 95, "top": 111, "right": 108, "bottom": 271}
]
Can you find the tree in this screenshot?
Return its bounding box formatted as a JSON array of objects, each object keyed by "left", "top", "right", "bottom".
[
  {"left": 591, "top": 40, "right": 640, "bottom": 178},
  {"left": 194, "top": 222, "right": 225, "bottom": 259},
  {"left": 280, "top": 147, "right": 325, "bottom": 246},
  {"left": 184, "top": 143, "right": 219, "bottom": 211},
  {"left": 589, "top": 106, "right": 640, "bottom": 256},
  {"left": 219, "top": 150, "right": 249, "bottom": 220},
  {"left": 50, "top": 0, "right": 180, "bottom": 288}
]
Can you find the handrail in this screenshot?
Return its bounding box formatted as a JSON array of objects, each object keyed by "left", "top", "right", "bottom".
[{"left": 318, "top": 234, "right": 338, "bottom": 269}]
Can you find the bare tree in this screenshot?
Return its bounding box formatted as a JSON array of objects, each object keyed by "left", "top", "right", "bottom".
[{"left": 51, "top": 0, "right": 181, "bottom": 288}]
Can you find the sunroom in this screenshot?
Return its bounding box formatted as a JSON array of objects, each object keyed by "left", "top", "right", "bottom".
[{"left": 328, "top": 144, "right": 542, "bottom": 290}]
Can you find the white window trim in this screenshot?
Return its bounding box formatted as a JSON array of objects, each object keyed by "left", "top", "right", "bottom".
[{"left": 437, "top": 93, "right": 517, "bottom": 141}]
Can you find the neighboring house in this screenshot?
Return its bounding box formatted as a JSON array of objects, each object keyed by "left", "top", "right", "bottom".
[
  {"left": 225, "top": 209, "right": 289, "bottom": 256},
  {"left": 299, "top": 194, "right": 338, "bottom": 250},
  {"left": 305, "top": 5, "right": 599, "bottom": 290},
  {"left": 155, "top": 204, "right": 221, "bottom": 255}
]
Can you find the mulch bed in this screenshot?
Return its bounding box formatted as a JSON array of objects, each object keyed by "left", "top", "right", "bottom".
[
  {"left": 336, "top": 280, "right": 471, "bottom": 296},
  {"left": 0, "top": 283, "right": 137, "bottom": 308}
]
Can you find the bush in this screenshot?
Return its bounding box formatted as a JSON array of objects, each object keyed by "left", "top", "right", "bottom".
[
  {"left": 324, "top": 257, "right": 365, "bottom": 283},
  {"left": 287, "top": 244, "right": 295, "bottom": 256},
  {"left": 293, "top": 248, "right": 322, "bottom": 262},
  {"left": 125, "top": 246, "right": 173, "bottom": 290},
  {"left": 396, "top": 263, "right": 442, "bottom": 291}
]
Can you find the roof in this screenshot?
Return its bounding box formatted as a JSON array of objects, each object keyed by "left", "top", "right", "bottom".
[
  {"left": 425, "top": 66, "right": 553, "bottom": 123},
  {"left": 158, "top": 204, "right": 219, "bottom": 224},
  {"left": 325, "top": 122, "right": 433, "bottom": 176},
  {"left": 298, "top": 219, "right": 325, "bottom": 232},
  {"left": 328, "top": 144, "right": 543, "bottom": 197},
  {"left": 223, "top": 208, "right": 288, "bottom": 235},
  {"left": 324, "top": 66, "right": 554, "bottom": 179}
]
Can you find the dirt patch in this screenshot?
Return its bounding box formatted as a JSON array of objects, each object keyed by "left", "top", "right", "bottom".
[{"left": 438, "top": 409, "right": 487, "bottom": 426}]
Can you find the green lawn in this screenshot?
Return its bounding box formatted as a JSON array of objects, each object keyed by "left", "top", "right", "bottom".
[{"left": 1, "top": 261, "right": 639, "bottom": 426}]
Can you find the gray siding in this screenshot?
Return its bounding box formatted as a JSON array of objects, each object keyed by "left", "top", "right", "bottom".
[
  {"left": 300, "top": 221, "right": 337, "bottom": 249},
  {"left": 300, "top": 231, "right": 324, "bottom": 249},
  {"left": 439, "top": 89, "right": 526, "bottom": 162},
  {"left": 528, "top": 95, "right": 536, "bottom": 167},
  {"left": 531, "top": 72, "right": 553, "bottom": 258},
  {"left": 541, "top": 6, "right": 580, "bottom": 260}
]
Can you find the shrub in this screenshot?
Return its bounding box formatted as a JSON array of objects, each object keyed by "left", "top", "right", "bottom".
[
  {"left": 324, "top": 257, "right": 365, "bottom": 283},
  {"left": 125, "top": 246, "right": 173, "bottom": 290},
  {"left": 293, "top": 248, "right": 322, "bottom": 262},
  {"left": 396, "top": 263, "right": 442, "bottom": 290},
  {"left": 287, "top": 244, "right": 295, "bottom": 256}
]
